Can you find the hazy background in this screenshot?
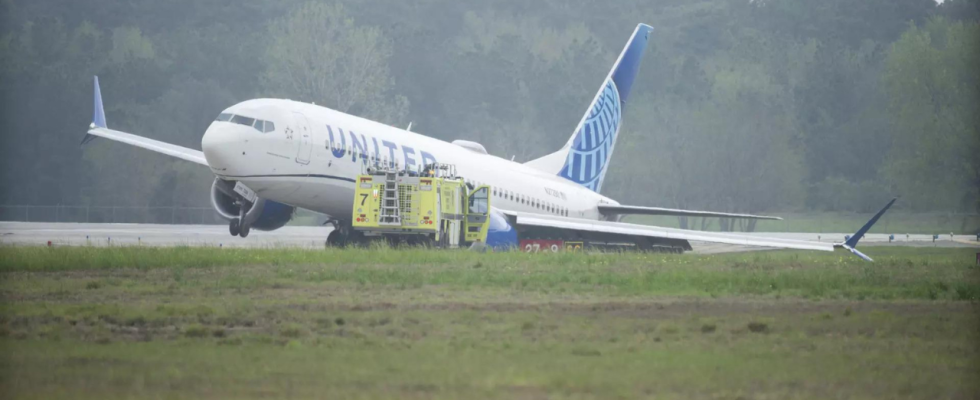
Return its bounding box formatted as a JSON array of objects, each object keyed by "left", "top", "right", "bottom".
[{"left": 0, "top": 0, "right": 977, "bottom": 219}]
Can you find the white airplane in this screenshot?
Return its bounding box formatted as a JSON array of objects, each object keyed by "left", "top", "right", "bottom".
[{"left": 82, "top": 23, "right": 893, "bottom": 259}]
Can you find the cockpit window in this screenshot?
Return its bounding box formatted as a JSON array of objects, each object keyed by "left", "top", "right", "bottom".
[
  {"left": 230, "top": 115, "right": 255, "bottom": 127},
  {"left": 220, "top": 113, "right": 274, "bottom": 133}
]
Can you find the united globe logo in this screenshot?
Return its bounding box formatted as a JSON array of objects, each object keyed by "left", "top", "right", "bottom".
[{"left": 559, "top": 79, "right": 622, "bottom": 192}]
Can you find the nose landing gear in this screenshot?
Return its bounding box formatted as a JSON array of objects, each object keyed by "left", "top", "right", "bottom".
[
  {"left": 229, "top": 218, "right": 251, "bottom": 238},
  {"left": 228, "top": 197, "right": 254, "bottom": 238},
  {"left": 229, "top": 219, "right": 240, "bottom": 236}
]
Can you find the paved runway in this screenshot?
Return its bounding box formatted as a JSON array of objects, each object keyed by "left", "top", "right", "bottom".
[
  {"left": 2, "top": 222, "right": 976, "bottom": 252},
  {"left": 0, "top": 222, "right": 332, "bottom": 248}
]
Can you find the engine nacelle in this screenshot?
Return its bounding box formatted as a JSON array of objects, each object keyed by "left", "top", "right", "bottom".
[
  {"left": 485, "top": 208, "right": 518, "bottom": 249},
  {"left": 210, "top": 178, "right": 294, "bottom": 231}
]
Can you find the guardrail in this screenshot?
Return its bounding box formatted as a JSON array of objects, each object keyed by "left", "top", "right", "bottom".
[{"left": 0, "top": 205, "right": 222, "bottom": 225}]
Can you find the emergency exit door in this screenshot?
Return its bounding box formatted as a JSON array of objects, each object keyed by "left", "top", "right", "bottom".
[{"left": 293, "top": 112, "right": 312, "bottom": 165}]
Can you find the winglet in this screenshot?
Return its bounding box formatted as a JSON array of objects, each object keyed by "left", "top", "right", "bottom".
[
  {"left": 840, "top": 244, "right": 874, "bottom": 262},
  {"left": 92, "top": 76, "right": 107, "bottom": 129},
  {"left": 845, "top": 198, "right": 897, "bottom": 248},
  {"left": 82, "top": 76, "right": 106, "bottom": 145}
]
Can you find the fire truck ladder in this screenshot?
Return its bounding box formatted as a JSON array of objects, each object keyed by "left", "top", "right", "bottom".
[{"left": 378, "top": 169, "right": 401, "bottom": 226}]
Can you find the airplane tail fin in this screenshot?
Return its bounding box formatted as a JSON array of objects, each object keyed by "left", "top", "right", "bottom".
[
  {"left": 82, "top": 76, "right": 106, "bottom": 145},
  {"left": 524, "top": 24, "right": 653, "bottom": 192}
]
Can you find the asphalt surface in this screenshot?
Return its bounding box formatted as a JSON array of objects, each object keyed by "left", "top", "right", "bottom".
[
  {"left": 2, "top": 222, "right": 976, "bottom": 252},
  {"left": 0, "top": 222, "right": 331, "bottom": 248}
]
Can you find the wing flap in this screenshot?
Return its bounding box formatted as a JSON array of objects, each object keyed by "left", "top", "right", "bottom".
[
  {"left": 599, "top": 205, "right": 782, "bottom": 220},
  {"left": 86, "top": 127, "right": 208, "bottom": 166}
]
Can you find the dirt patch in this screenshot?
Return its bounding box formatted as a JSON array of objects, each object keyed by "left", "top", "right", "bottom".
[{"left": 277, "top": 297, "right": 978, "bottom": 319}]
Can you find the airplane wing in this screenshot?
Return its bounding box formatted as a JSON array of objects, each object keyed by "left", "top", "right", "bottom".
[
  {"left": 81, "top": 76, "right": 208, "bottom": 167},
  {"left": 598, "top": 205, "right": 782, "bottom": 220},
  {"left": 498, "top": 198, "right": 896, "bottom": 258},
  {"left": 84, "top": 127, "right": 208, "bottom": 166},
  {"left": 500, "top": 210, "right": 832, "bottom": 252}
]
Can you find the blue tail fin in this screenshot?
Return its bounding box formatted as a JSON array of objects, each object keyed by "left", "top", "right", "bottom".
[{"left": 556, "top": 24, "right": 653, "bottom": 192}]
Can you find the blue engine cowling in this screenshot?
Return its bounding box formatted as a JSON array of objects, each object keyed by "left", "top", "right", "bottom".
[
  {"left": 210, "top": 178, "right": 294, "bottom": 231},
  {"left": 485, "top": 208, "right": 518, "bottom": 250}
]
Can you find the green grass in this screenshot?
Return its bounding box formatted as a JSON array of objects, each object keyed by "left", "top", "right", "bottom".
[
  {"left": 1, "top": 246, "right": 978, "bottom": 399},
  {"left": 628, "top": 212, "right": 980, "bottom": 234},
  {"left": 0, "top": 246, "right": 977, "bottom": 300}
]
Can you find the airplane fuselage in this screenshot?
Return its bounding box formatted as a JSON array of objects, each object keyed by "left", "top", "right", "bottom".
[{"left": 201, "top": 99, "right": 619, "bottom": 223}]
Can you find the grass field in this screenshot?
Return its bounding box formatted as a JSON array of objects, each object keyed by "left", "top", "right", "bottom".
[{"left": 1, "top": 246, "right": 978, "bottom": 399}]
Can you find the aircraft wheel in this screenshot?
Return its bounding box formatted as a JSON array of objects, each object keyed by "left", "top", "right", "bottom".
[
  {"left": 229, "top": 219, "right": 241, "bottom": 237},
  {"left": 239, "top": 223, "right": 250, "bottom": 238}
]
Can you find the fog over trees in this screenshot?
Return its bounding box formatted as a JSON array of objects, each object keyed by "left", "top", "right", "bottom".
[{"left": 1, "top": 0, "right": 977, "bottom": 215}]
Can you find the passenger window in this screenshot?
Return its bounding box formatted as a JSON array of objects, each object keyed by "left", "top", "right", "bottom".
[{"left": 264, "top": 122, "right": 275, "bottom": 132}]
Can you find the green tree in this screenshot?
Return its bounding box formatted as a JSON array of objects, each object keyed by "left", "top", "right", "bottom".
[
  {"left": 882, "top": 17, "right": 980, "bottom": 211},
  {"left": 262, "top": 2, "right": 407, "bottom": 125}
]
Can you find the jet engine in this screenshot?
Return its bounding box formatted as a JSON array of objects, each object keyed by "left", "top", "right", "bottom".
[
  {"left": 210, "top": 178, "right": 294, "bottom": 233},
  {"left": 485, "top": 208, "right": 518, "bottom": 249}
]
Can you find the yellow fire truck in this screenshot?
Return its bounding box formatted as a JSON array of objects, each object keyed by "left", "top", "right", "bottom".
[{"left": 352, "top": 164, "right": 491, "bottom": 248}]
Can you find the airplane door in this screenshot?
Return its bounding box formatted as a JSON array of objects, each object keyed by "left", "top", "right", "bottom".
[{"left": 293, "top": 112, "right": 312, "bottom": 165}]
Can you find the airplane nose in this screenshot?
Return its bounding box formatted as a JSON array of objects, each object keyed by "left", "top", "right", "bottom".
[{"left": 201, "top": 123, "right": 245, "bottom": 173}]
